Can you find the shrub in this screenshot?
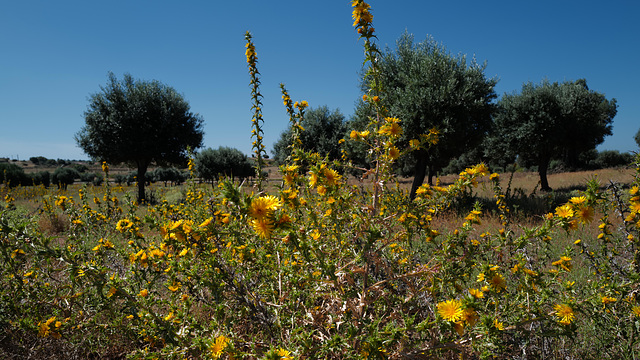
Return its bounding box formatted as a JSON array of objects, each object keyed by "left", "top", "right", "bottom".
[
  {"left": 31, "top": 171, "right": 50, "bottom": 188},
  {"left": 593, "top": 150, "right": 634, "bottom": 168},
  {"left": 0, "top": 163, "right": 30, "bottom": 187},
  {"left": 51, "top": 167, "right": 79, "bottom": 190}
]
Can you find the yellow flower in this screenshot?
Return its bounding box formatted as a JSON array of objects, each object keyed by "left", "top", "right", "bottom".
[
  {"left": 249, "top": 195, "right": 282, "bottom": 219},
  {"left": 469, "top": 288, "right": 484, "bottom": 299},
  {"left": 553, "top": 303, "right": 575, "bottom": 325},
  {"left": 210, "top": 335, "right": 230, "bottom": 359},
  {"left": 38, "top": 316, "right": 57, "bottom": 337},
  {"left": 493, "top": 318, "right": 504, "bottom": 330},
  {"left": 378, "top": 122, "right": 403, "bottom": 137},
  {"left": 388, "top": 146, "right": 400, "bottom": 160},
  {"left": 252, "top": 218, "right": 274, "bottom": 239},
  {"left": 308, "top": 172, "right": 319, "bottom": 187},
  {"left": 632, "top": 306, "right": 640, "bottom": 317},
  {"left": 323, "top": 168, "right": 341, "bottom": 186},
  {"left": 461, "top": 307, "right": 478, "bottom": 327},
  {"left": 569, "top": 196, "right": 587, "bottom": 205},
  {"left": 199, "top": 217, "right": 213, "bottom": 228},
  {"left": 555, "top": 204, "right": 574, "bottom": 218},
  {"left": 317, "top": 185, "right": 327, "bottom": 196},
  {"left": 164, "top": 311, "right": 174, "bottom": 321},
  {"left": 138, "top": 289, "right": 149, "bottom": 298},
  {"left": 107, "top": 286, "right": 117, "bottom": 298},
  {"left": 352, "top": 1, "right": 373, "bottom": 27},
  {"left": 168, "top": 282, "right": 181, "bottom": 292},
  {"left": 276, "top": 348, "right": 293, "bottom": 360},
  {"left": 575, "top": 206, "right": 594, "bottom": 223},
  {"left": 437, "top": 299, "right": 463, "bottom": 322},
  {"left": 601, "top": 295, "right": 617, "bottom": 305},
  {"left": 489, "top": 273, "right": 506, "bottom": 292},
  {"left": 116, "top": 219, "right": 133, "bottom": 232}
]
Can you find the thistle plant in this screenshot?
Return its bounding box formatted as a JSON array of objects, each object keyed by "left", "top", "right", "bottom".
[
  {"left": 245, "top": 31, "right": 267, "bottom": 190},
  {"left": 2, "top": 2, "right": 640, "bottom": 359}
]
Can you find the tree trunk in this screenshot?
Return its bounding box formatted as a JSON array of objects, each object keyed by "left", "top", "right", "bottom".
[
  {"left": 409, "top": 152, "right": 428, "bottom": 200},
  {"left": 538, "top": 157, "right": 552, "bottom": 191},
  {"left": 137, "top": 162, "right": 149, "bottom": 202},
  {"left": 427, "top": 166, "right": 435, "bottom": 186}
]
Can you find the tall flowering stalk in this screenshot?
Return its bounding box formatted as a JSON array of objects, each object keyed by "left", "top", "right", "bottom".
[
  {"left": 279, "top": 83, "right": 308, "bottom": 166},
  {"left": 245, "top": 31, "right": 267, "bottom": 190},
  {"left": 351, "top": 0, "right": 388, "bottom": 214}
]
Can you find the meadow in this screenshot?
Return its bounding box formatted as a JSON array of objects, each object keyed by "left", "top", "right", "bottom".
[
  {"left": 2, "top": 161, "right": 638, "bottom": 359},
  {"left": 2, "top": 1, "right": 640, "bottom": 358}
]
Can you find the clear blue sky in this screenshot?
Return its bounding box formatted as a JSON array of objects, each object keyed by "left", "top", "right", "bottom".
[{"left": 1, "top": 0, "right": 638, "bottom": 161}]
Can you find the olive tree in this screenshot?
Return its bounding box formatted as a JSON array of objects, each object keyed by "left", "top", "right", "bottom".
[
  {"left": 353, "top": 32, "right": 497, "bottom": 198},
  {"left": 195, "top": 146, "right": 253, "bottom": 185},
  {"left": 76, "top": 72, "right": 204, "bottom": 201},
  {"left": 272, "top": 105, "right": 347, "bottom": 164},
  {"left": 488, "top": 79, "right": 617, "bottom": 191}
]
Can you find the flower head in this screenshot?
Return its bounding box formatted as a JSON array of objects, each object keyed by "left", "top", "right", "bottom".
[
  {"left": 554, "top": 303, "right": 575, "bottom": 325},
  {"left": 437, "top": 299, "right": 464, "bottom": 322},
  {"left": 249, "top": 195, "right": 282, "bottom": 219},
  {"left": 555, "top": 204, "right": 574, "bottom": 219},
  {"left": 210, "top": 335, "right": 230, "bottom": 359},
  {"left": 252, "top": 218, "right": 274, "bottom": 239}
]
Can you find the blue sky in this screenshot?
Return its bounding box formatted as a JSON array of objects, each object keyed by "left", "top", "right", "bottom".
[{"left": 1, "top": 0, "right": 638, "bottom": 161}]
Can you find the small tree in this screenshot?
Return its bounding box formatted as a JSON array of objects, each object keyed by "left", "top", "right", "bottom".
[
  {"left": 635, "top": 128, "right": 640, "bottom": 149},
  {"left": 52, "top": 168, "right": 79, "bottom": 190},
  {"left": 76, "top": 73, "right": 204, "bottom": 201},
  {"left": 272, "top": 105, "right": 347, "bottom": 164},
  {"left": 489, "top": 79, "right": 617, "bottom": 191},
  {"left": 0, "top": 163, "right": 30, "bottom": 187},
  {"left": 150, "top": 167, "right": 187, "bottom": 187},
  {"left": 195, "top": 147, "right": 253, "bottom": 185}
]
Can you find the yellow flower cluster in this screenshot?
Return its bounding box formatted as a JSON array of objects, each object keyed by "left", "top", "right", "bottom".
[
  {"left": 551, "top": 256, "right": 572, "bottom": 272},
  {"left": 378, "top": 117, "right": 403, "bottom": 138},
  {"left": 351, "top": 0, "right": 373, "bottom": 28},
  {"left": 436, "top": 299, "right": 478, "bottom": 335},
  {"left": 626, "top": 186, "right": 640, "bottom": 229},
  {"left": 349, "top": 129, "right": 370, "bottom": 141},
  {"left": 249, "top": 195, "right": 282, "bottom": 239},
  {"left": 38, "top": 316, "right": 63, "bottom": 338},
  {"left": 245, "top": 41, "right": 257, "bottom": 64}
]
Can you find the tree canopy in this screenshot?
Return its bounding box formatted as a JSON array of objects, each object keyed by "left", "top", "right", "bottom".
[
  {"left": 635, "top": 128, "right": 640, "bottom": 149},
  {"left": 488, "top": 79, "right": 617, "bottom": 191},
  {"left": 195, "top": 146, "right": 253, "bottom": 184},
  {"left": 76, "top": 72, "right": 204, "bottom": 201},
  {"left": 354, "top": 32, "right": 497, "bottom": 198},
  {"left": 272, "top": 105, "right": 347, "bottom": 164}
]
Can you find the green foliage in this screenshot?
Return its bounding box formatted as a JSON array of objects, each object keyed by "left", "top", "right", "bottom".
[
  {"left": 593, "top": 150, "right": 634, "bottom": 169},
  {"left": 75, "top": 72, "right": 204, "bottom": 201},
  {"left": 488, "top": 79, "right": 617, "bottom": 191},
  {"left": 353, "top": 32, "right": 497, "bottom": 197},
  {"left": 52, "top": 167, "right": 79, "bottom": 190},
  {"left": 149, "top": 167, "right": 187, "bottom": 186},
  {"left": 31, "top": 171, "right": 51, "bottom": 188},
  {"left": 635, "top": 128, "right": 640, "bottom": 149},
  {"left": 272, "top": 105, "right": 348, "bottom": 164},
  {"left": 194, "top": 147, "right": 253, "bottom": 184},
  {"left": 29, "top": 156, "right": 48, "bottom": 165},
  {"left": 0, "top": 163, "right": 30, "bottom": 187}
]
